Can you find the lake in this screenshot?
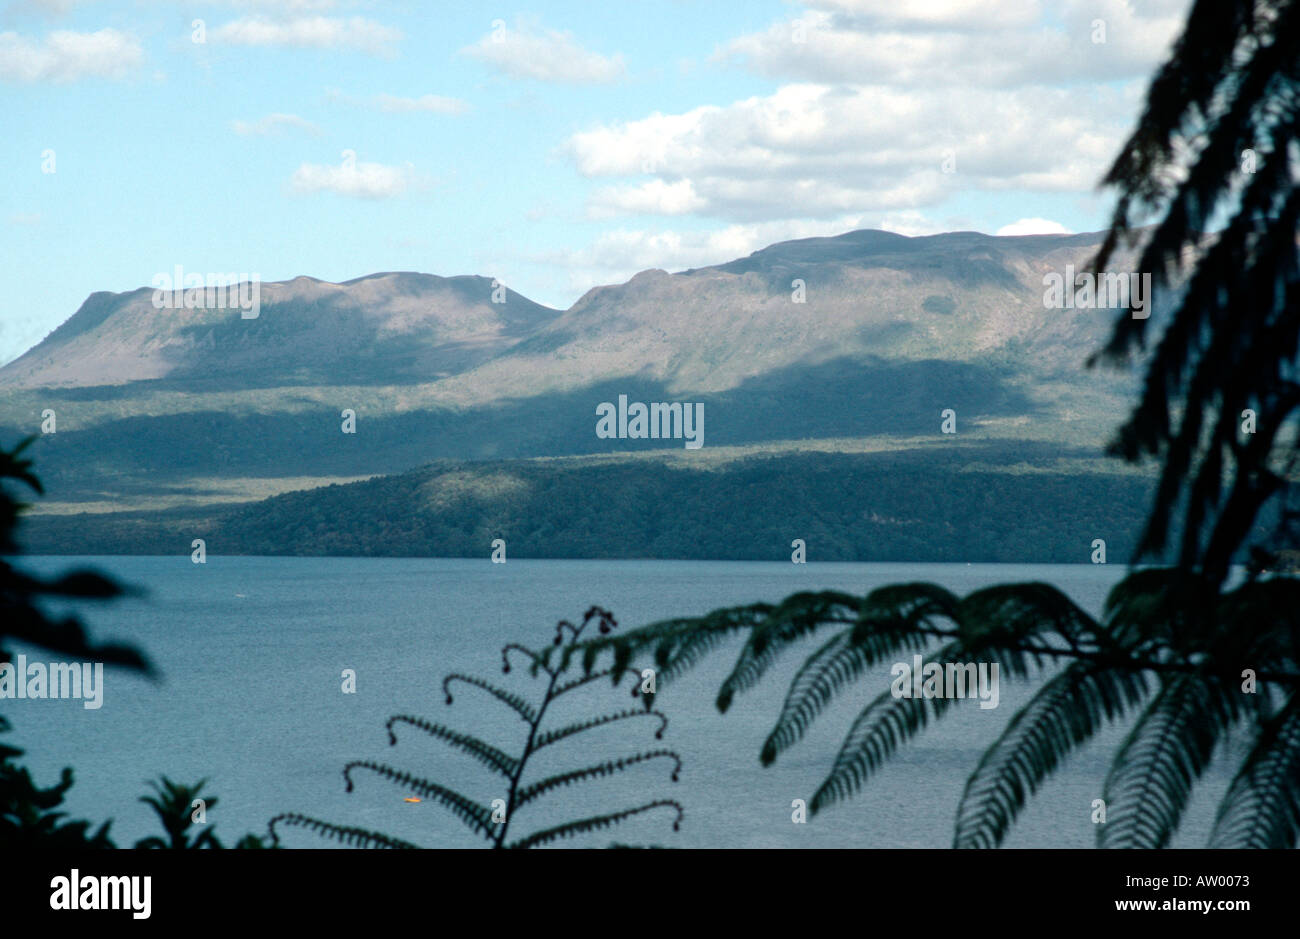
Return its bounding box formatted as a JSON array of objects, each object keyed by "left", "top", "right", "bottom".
[{"left": 8, "top": 557, "right": 1238, "bottom": 848}]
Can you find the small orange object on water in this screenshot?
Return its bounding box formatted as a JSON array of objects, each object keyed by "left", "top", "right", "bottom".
[{"left": 403, "top": 797, "right": 421, "bottom": 803}]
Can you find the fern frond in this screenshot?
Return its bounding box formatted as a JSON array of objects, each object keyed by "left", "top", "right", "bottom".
[
  {"left": 958, "top": 582, "right": 1100, "bottom": 650},
  {"left": 341, "top": 761, "right": 496, "bottom": 841},
  {"left": 534, "top": 709, "right": 669, "bottom": 750},
  {"left": 954, "top": 662, "right": 1151, "bottom": 848},
  {"left": 716, "top": 591, "right": 862, "bottom": 713},
  {"left": 385, "top": 715, "right": 519, "bottom": 778},
  {"left": 1101, "top": 568, "right": 1212, "bottom": 650},
  {"left": 761, "top": 603, "right": 949, "bottom": 766},
  {"left": 1100, "top": 672, "right": 1237, "bottom": 848},
  {"left": 809, "top": 643, "right": 966, "bottom": 815},
  {"left": 1210, "top": 694, "right": 1300, "bottom": 848},
  {"left": 507, "top": 800, "right": 683, "bottom": 849},
  {"left": 267, "top": 813, "right": 418, "bottom": 849},
  {"left": 442, "top": 673, "right": 537, "bottom": 724},
  {"left": 516, "top": 750, "right": 681, "bottom": 808},
  {"left": 553, "top": 668, "right": 620, "bottom": 697},
  {"left": 855, "top": 582, "right": 961, "bottom": 630},
  {"left": 761, "top": 631, "right": 856, "bottom": 766},
  {"left": 651, "top": 622, "right": 747, "bottom": 687},
  {"left": 1215, "top": 577, "right": 1300, "bottom": 670},
  {"left": 501, "top": 643, "right": 550, "bottom": 676},
  {"left": 565, "top": 603, "right": 773, "bottom": 677}
]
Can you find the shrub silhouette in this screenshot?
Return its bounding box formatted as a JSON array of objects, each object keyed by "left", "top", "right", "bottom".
[{"left": 1, "top": 438, "right": 265, "bottom": 849}]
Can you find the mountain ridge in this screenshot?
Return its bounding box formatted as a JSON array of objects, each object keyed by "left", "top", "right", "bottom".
[{"left": 0, "top": 227, "right": 1145, "bottom": 517}]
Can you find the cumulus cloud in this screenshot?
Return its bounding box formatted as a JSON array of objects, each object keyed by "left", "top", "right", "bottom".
[
  {"left": 996, "top": 218, "right": 1073, "bottom": 236},
  {"left": 231, "top": 112, "right": 322, "bottom": 136},
  {"left": 289, "top": 158, "right": 414, "bottom": 198},
  {"left": 6, "top": 0, "right": 85, "bottom": 16},
  {"left": 588, "top": 179, "right": 707, "bottom": 218},
  {"left": 212, "top": 16, "right": 402, "bottom": 56},
  {"left": 567, "top": 82, "right": 1126, "bottom": 223},
  {"left": 542, "top": 214, "right": 901, "bottom": 292},
  {"left": 462, "top": 20, "right": 624, "bottom": 84},
  {"left": 559, "top": 0, "right": 1191, "bottom": 230},
  {"left": 0, "top": 27, "right": 142, "bottom": 82},
  {"left": 878, "top": 210, "right": 965, "bottom": 237},
  {"left": 716, "top": 2, "right": 1183, "bottom": 87},
  {"left": 801, "top": 0, "right": 1042, "bottom": 30}
]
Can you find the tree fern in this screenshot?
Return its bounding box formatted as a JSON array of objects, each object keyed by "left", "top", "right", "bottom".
[
  {"left": 1210, "top": 695, "right": 1300, "bottom": 848},
  {"left": 267, "top": 814, "right": 418, "bottom": 849},
  {"left": 1101, "top": 673, "right": 1238, "bottom": 848},
  {"left": 338, "top": 762, "right": 497, "bottom": 842},
  {"left": 515, "top": 750, "right": 680, "bottom": 807},
  {"left": 534, "top": 708, "right": 668, "bottom": 749},
  {"left": 560, "top": 573, "right": 1300, "bottom": 847},
  {"left": 384, "top": 716, "right": 519, "bottom": 778},
  {"left": 715, "top": 591, "right": 862, "bottom": 712},
  {"left": 810, "top": 654, "right": 963, "bottom": 814},
  {"left": 272, "top": 607, "right": 683, "bottom": 848},
  {"left": 506, "top": 801, "right": 683, "bottom": 850},
  {"left": 955, "top": 663, "right": 1150, "bottom": 849},
  {"left": 1089, "top": 0, "right": 1300, "bottom": 591}
]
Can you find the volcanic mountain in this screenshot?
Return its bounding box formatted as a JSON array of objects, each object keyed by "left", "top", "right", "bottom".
[{"left": 0, "top": 228, "right": 1144, "bottom": 515}]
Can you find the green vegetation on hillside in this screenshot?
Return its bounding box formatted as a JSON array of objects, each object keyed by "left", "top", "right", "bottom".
[{"left": 14, "top": 444, "right": 1180, "bottom": 563}]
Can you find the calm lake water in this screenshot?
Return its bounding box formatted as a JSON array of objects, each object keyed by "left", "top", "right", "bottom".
[{"left": 9, "top": 558, "right": 1238, "bottom": 848}]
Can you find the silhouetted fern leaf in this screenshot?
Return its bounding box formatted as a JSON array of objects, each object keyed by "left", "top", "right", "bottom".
[
  {"left": 760, "top": 591, "right": 959, "bottom": 766},
  {"left": 282, "top": 608, "right": 682, "bottom": 848},
  {"left": 342, "top": 761, "right": 496, "bottom": 841},
  {"left": 535, "top": 709, "right": 669, "bottom": 749},
  {"left": 1210, "top": 695, "right": 1300, "bottom": 848},
  {"left": 516, "top": 750, "right": 681, "bottom": 807},
  {"left": 566, "top": 604, "right": 772, "bottom": 679},
  {"left": 810, "top": 642, "right": 966, "bottom": 814},
  {"left": 267, "top": 814, "right": 417, "bottom": 849},
  {"left": 954, "top": 663, "right": 1150, "bottom": 848},
  {"left": 385, "top": 715, "right": 519, "bottom": 778},
  {"left": 442, "top": 673, "right": 537, "bottom": 724},
  {"left": 716, "top": 591, "right": 861, "bottom": 713},
  {"left": 1100, "top": 673, "right": 1236, "bottom": 848},
  {"left": 507, "top": 800, "right": 684, "bottom": 849}
]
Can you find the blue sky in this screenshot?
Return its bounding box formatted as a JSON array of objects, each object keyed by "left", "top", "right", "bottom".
[{"left": 0, "top": 0, "right": 1191, "bottom": 364}]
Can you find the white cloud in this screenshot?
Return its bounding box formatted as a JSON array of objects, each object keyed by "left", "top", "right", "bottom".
[
  {"left": 878, "top": 210, "right": 962, "bottom": 237},
  {"left": 717, "top": 3, "right": 1183, "bottom": 88},
  {"left": 0, "top": 27, "right": 142, "bottom": 82},
  {"left": 231, "top": 112, "right": 322, "bottom": 136},
  {"left": 588, "top": 179, "right": 707, "bottom": 218},
  {"left": 463, "top": 21, "right": 624, "bottom": 84},
  {"left": 547, "top": 215, "right": 883, "bottom": 291},
  {"left": 567, "top": 82, "right": 1125, "bottom": 223},
  {"left": 289, "top": 159, "right": 413, "bottom": 198},
  {"left": 372, "top": 93, "right": 468, "bottom": 115},
  {"left": 996, "top": 218, "right": 1072, "bottom": 236},
  {"left": 212, "top": 16, "right": 402, "bottom": 56},
  {"left": 5, "top": 0, "right": 85, "bottom": 16},
  {"left": 800, "top": 0, "right": 1043, "bottom": 30},
  {"left": 540, "top": 0, "right": 1192, "bottom": 288}
]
